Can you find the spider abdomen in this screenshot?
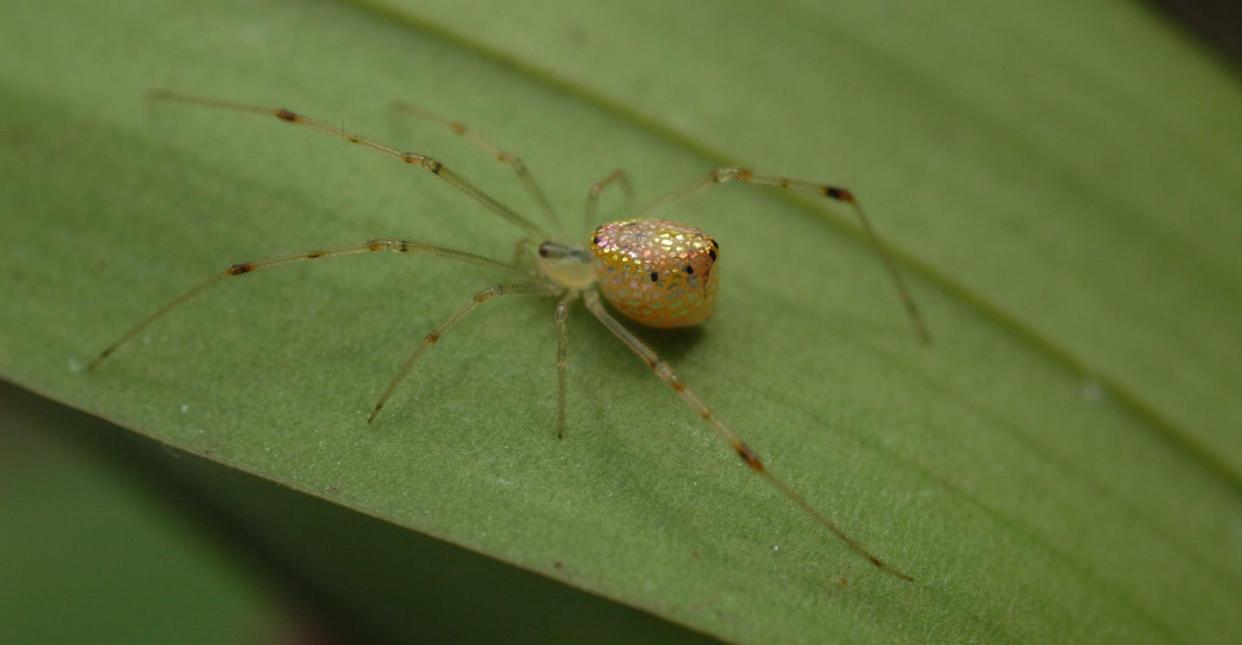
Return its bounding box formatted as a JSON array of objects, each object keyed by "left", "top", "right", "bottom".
[{"left": 589, "top": 219, "right": 720, "bottom": 328}]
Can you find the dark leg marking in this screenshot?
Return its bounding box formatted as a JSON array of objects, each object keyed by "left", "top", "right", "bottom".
[
  {"left": 580, "top": 289, "right": 913, "bottom": 581},
  {"left": 735, "top": 443, "right": 765, "bottom": 471}
]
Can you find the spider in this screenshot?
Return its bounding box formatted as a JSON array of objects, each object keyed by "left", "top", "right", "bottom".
[{"left": 90, "top": 90, "right": 930, "bottom": 581}]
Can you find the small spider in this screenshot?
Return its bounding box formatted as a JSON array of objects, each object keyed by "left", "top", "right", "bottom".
[{"left": 90, "top": 90, "right": 929, "bottom": 581}]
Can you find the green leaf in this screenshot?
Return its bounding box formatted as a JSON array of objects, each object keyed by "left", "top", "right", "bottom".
[
  {"left": 2, "top": 0, "right": 1240, "bottom": 642},
  {"left": 1, "top": 382, "right": 704, "bottom": 642}
]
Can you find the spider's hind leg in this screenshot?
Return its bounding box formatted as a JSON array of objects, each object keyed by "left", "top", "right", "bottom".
[
  {"left": 584, "top": 169, "right": 635, "bottom": 232},
  {"left": 581, "top": 288, "right": 913, "bottom": 581},
  {"left": 641, "top": 166, "right": 931, "bottom": 344}
]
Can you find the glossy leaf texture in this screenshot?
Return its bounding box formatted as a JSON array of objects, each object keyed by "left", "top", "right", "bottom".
[{"left": 1, "top": 0, "right": 1240, "bottom": 642}]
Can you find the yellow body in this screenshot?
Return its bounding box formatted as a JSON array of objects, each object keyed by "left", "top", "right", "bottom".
[{"left": 589, "top": 219, "right": 720, "bottom": 328}]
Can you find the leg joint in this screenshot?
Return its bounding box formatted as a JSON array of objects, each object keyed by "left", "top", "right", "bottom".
[
  {"left": 399, "top": 152, "right": 429, "bottom": 168},
  {"left": 473, "top": 288, "right": 503, "bottom": 303},
  {"left": 824, "top": 186, "right": 855, "bottom": 202},
  {"left": 712, "top": 167, "right": 751, "bottom": 183},
  {"left": 735, "top": 443, "right": 764, "bottom": 471}
]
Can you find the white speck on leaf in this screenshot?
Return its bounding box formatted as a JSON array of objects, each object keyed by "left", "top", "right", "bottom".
[{"left": 1079, "top": 380, "right": 1104, "bottom": 403}]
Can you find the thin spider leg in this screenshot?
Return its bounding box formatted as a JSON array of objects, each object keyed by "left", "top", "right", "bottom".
[
  {"left": 582, "top": 289, "right": 913, "bottom": 582},
  {"left": 393, "top": 101, "right": 560, "bottom": 229},
  {"left": 88, "top": 239, "right": 517, "bottom": 371},
  {"left": 511, "top": 238, "right": 535, "bottom": 267},
  {"left": 584, "top": 169, "right": 635, "bottom": 234},
  {"left": 148, "top": 90, "right": 547, "bottom": 238},
  {"left": 553, "top": 290, "right": 580, "bottom": 439},
  {"left": 641, "top": 167, "right": 930, "bottom": 344},
  {"left": 368, "top": 282, "right": 562, "bottom": 423}
]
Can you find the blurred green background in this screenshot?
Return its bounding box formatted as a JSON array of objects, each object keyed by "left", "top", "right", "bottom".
[{"left": 0, "top": 381, "right": 706, "bottom": 643}]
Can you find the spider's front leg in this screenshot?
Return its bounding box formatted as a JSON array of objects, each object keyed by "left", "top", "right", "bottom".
[
  {"left": 148, "top": 90, "right": 550, "bottom": 239},
  {"left": 89, "top": 239, "right": 516, "bottom": 371}
]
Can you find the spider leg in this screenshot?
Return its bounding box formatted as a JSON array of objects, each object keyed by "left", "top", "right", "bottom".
[
  {"left": 148, "top": 90, "right": 548, "bottom": 238},
  {"left": 368, "top": 281, "right": 562, "bottom": 423},
  {"left": 641, "top": 167, "right": 931, "bottom": 344},
  {"left": 554, "top": 290, "right": 580, "bottom": 438},
  {"left": 393, "top": 100, "right": 560, "bottom": 230},
  {"left": 582, "top": 289, "right": 913, "bottom": 581},
  {"left": 584, "top": 169, "right": 635, "bottom": 233},
  {"left": 89, "top": 239, "right": 517, "bottom": 371}
]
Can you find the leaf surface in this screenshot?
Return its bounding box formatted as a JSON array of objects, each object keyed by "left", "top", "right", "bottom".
[{"left": 1, "top": 0, "right": 1240, "bottom": 641}]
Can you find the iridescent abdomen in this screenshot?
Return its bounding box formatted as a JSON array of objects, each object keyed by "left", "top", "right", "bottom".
[{"left": 589, "top": 219, "right": 720, "bottom": 328}]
